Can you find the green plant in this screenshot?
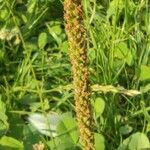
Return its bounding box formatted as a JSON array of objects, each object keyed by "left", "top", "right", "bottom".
[{"left": 0, "top": 0, "right": 149, "bottom": 150}]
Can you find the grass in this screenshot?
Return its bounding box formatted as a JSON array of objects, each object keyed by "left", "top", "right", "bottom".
[{"left": 0, "top": 0, "right": 150, "bottom": 150}]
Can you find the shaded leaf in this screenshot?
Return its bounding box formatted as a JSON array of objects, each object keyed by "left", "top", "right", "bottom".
[
  {"left": 0, "top": 97, "right": 9, "bottom": 135},
  {"left": 119, "top": 125, "right": 133, "bottom": 135}
]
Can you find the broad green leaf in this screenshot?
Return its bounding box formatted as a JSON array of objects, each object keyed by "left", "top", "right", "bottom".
[
  {"left": 38, "top": 32, "right": 48, "bottom": 49},
  {"left": 116, "top": 42, "right": 128, "bottom": 57},
  {"left": 60, "top": 41, "right": 68, "bottom": 53},
  {"left": 114, "top": 42, "right": 133, "bottom": 66},
  {"left": 57, "top": 114, "right": 79, "bottom": 144},
  {"left": 118, "top": 132, "right": 150, "bottom": 150},
  {"left": 27, "top": 0, "right": 37, "bottom": 14},
  {"left": 21, "top": 14, "right": 27, "bottom": 23},
  {"left": 140, "top": 65, "right": 150, "bottom": 81},
  {"left": 126, "top": 51, "right": 133, "bottom": 66},
  {"left": 23, "top": 124, "right": 41, "bottom": 150},
  {"left": 28, "top": 113, "right": 61, "bottom": 137},
  {"left": 24, "top": 42, "right": 38, "bottom": 52},
  {"left": 94, "top": 97, "right": 105, "bottom": 117},
  {"left": 8, "top": 114, "right": 24, "bottom": 140},
  {"left": 0, "top": 9, "right": 8, "bottom": 20},
  {"left": 129, "top": 132, "right": 150, "bottom": 149},
  {"left": 51, "top": 24, "right": 62, "bottom": 35},
  {"left": 47, "top": 139, "right": 78, "bottom": 150},
  {"left": 107, "top": 0, "right": 123, "bottom": 18},
  {"left": 47, "top": 21, "right": 62, "bottom": 35},
  {"left": 95, "top": 133, "right": 105, "bottom": 150},
  {"left": 140, "top": 83, "right": 150, "bottom": 93},
  {"left": 20, "top": 94, "right": 38, "bottom": 105},
  {"left": 0, "top": 136, "right": 24, "bottom": 150},
  {"left": 46, "top": 22, "right": 62, "bottom": 45},
  {"left": 119, "top": 125, "right": 133, "bottom": 135},
  {"left": 22, "top": 124, "right": 41, "bottom": 150}
]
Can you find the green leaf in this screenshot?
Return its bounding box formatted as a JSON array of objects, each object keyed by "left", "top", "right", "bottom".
[
  {"left": 27, "top": 0, "right": 37, "bottom": 14},
  {"left": 114, "top": 42, "right": 133, "bottom": 66},
  {"left": 8, "top": 114, "right": 24, "bottom": 140},
  {"left": 129, "top": 132, "right": 150, "bottom": 150},
  {"left": 89, "top": 48, "right": 96, "bottom": 61},
  {"left": 0, "top": 9, "right": 9, "bottom": 20},
  {"left": 57, "top": 113, "right": 79, "bottom": 144},
  {"left": 140, "top": 65, "right": 150, "bottom": 81},
  {"left": 95, "top": 133, "right": 105, "bottom": 150},
  {"left": 0, "top": 48, "right": 4, "bottom": 61},
  {"left": 47, "top": 22, "right": 62, "bottom": 45},
  {"left": 107, "top": 0, "right": 124, "bottom": 18},
  {"left": 60, "top": 41, "right": 68, "bottom": 53},
  {"left": 38, "top": 32, "right": 48, "bottom": 49},
  {"left": 0, "top": 136, "right": 24, "bottom": 150},
  {"left": 51, "top": 24, "right": 62, "bottom": 35},
  {"left": 28, "top": 112, "right": 61, "bottom": 137},
  {"left": 94, "top": 97, "right": 105, "bottom": 117},
  {"left": 23, "top": 124, "right": 41, "bottom": 150},
  {"left": 0, "top": 96, "right": 6, "bottom": 114},
  {"left": 0, "top": 97, "right": 9, "bottom": 135},
  {"left": 118, "top": 132, "right": 150, "bottom": 150},
  {"left": 47, "top": 139, "right": 78, "bottom": 150},
  {"left": 140, "top": 83, "right": 150, "bottom": 93},
  {"left": 25, "top": 42, "right": 38, "bottom": 52},
  {"left": 119, "top": 125, "right": 133, "bottom": 135}
]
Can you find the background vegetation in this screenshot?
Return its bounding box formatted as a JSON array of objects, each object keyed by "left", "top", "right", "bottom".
[{"left": 0, "top": 0, "right": 150, "bottom": 149}]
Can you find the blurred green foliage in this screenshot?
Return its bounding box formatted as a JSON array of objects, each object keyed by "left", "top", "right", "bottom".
[{"left": 0, "top": 0, "right": 150, "bottom": 149}]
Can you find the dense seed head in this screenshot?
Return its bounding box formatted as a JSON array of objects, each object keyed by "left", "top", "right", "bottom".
[{"left": 64, "top": 0, "right": 95, "bottom": 149}]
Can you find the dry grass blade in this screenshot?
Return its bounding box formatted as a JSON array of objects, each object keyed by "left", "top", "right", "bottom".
[{"left": 92, "top": 84, "right": 141, "bottom": 96}]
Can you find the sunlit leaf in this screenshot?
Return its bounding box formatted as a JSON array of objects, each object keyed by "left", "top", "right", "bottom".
[
  {"left": 38, "top": 32, "right": 48, "bottom": 49},
  {"left": 94, "top": 97, "right": 105, "bottom": 117},
  {"left": 0, "top": 136, "right": 24, "bottom": 150},
  {"left": 140, "top": 83, "right": 150, "bottom": 93},
  {"left": 107, "top": 0, "right": 123, "bottom": 18},
  {"left": 140, "top": 65, "right": 150, "bottom": 81},
  {"left": 28, "top": 112, "right": 61, "bottom": 137},
  {"left": 118, "top": 132, "right": 150, "bottom": 150},
  {"left": 95, "top": 133, "right": 105, "bottom": 150},
  {"left": 27, "top": 0, "right": 37, "bottom": 14}
]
